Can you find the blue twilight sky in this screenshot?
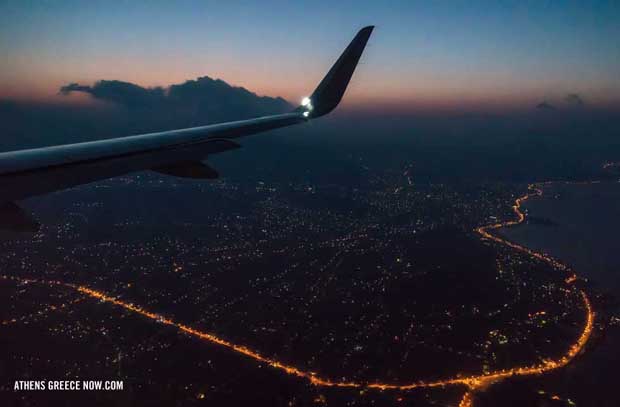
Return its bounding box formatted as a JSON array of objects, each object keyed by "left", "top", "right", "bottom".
[{"left": 1, "top": 0, "right": 619, "bottom": 110}]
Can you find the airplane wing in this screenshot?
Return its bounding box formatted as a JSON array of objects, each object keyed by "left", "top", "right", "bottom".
[{"left": 0, "top": 26, "right": 373, "bottom": 214}]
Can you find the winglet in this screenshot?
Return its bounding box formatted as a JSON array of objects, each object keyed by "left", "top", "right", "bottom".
[{"left": 297, "top": 26, "right": 374, "bottom": 118}]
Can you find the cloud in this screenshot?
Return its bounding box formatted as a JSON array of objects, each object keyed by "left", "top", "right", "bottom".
[
  {"left": 60, "top": 76, "right": 291, "bottom": 118},
  {"left": 564, "top": 93, "right": 585, "bottom": 107},
  {"left": 0, "top": 77, "right": 293, "bottom": 152}
]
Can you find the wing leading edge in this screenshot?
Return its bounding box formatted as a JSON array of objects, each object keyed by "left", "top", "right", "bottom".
[{"left": 0, "top": 26, "right": 373, "bottom": 206}]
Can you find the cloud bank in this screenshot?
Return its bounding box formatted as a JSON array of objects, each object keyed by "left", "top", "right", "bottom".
[{"left": 60, "top": 76, "right": 292, "bottom": 121}]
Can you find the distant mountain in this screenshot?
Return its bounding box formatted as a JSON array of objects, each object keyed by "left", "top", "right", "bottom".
[{"left": 535, "top": 101, "right": 556, "bottom": 110}]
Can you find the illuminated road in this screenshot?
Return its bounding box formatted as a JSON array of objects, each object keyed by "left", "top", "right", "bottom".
[{"left": 0, "top": 183, "right": 595, "bottom": 406}]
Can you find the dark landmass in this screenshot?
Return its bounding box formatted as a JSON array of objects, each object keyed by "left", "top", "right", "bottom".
[{"left": 0, "top": 174, "right": 587, "bottom": 406}]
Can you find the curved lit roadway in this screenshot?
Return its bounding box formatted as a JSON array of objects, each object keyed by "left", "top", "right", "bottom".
[{"left": 1, "top": 183, "right": 594, "bottom": 407}]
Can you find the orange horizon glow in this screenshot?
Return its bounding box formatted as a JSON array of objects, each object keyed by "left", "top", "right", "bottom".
[
  {"left": 3, "top": 53, "right": 619, "bottom": 112},
  {"left": 4, "top": 79, "right": 620, "bottom": 114}
]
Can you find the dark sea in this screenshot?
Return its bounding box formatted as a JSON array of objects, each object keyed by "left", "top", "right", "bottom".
[{"left": 503, "top": 181, "right": 620, "bottom": 294}]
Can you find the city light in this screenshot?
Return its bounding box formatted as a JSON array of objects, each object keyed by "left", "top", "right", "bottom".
[{"left": 0, "top": 183, "right": 595, "bottom": 407}]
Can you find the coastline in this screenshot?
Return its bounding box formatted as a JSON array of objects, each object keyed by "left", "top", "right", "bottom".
[{"left": 501, "top": 180, "right": 620, "bottom": 293}]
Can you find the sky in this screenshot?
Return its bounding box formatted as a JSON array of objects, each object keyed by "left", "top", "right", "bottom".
[{"left": 1, "top": 0, "right": 619, "bottom": 111}]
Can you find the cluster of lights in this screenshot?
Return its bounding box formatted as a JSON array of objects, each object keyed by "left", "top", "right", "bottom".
[
  {"left": 0, "top": 181, "right": 596, "bottom": 407},
  {"left": 0, "top": 269, "right": 594, "bottom": 402},
  {"left": 476, "top": 184, "right": 567, "bottom": 271},
  {"left": 0, "top": 276, "right": 590, "bottom": 395},
  {"left": 301, "top": 96, "right": 313, "bottom": 117},
  {"left": 459, "top": 391, "right": 474, "bottom": 407}
]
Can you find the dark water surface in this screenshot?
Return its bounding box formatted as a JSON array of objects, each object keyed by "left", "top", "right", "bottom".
[{"left": 503, "top": 181, "right": 620, "bottom": 294}]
